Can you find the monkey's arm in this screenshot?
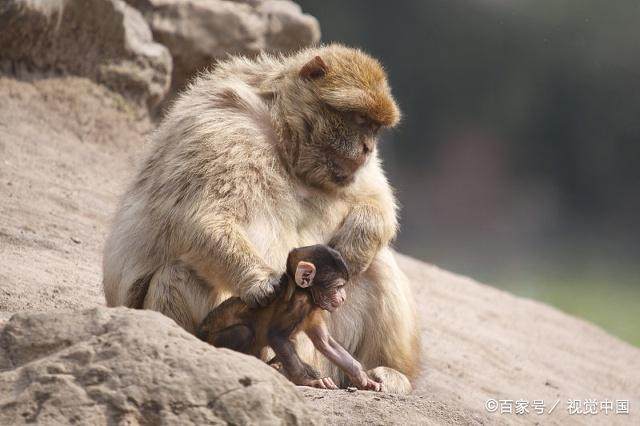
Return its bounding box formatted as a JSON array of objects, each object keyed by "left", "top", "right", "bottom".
[
  {"left": 305, "top": 318, "right": 381, "bottom": 391},
  {"left": 181, "top": 215, "right": 280, "bottom": 307},
  {"left": 329, "top": 198, "right": 397, "bottom": 276},
  {"left": 267, "top": 330, "right": 338, "bottom": 390},
  {"left": 330, "top": 170, "right": 398, "bottom": 276}
]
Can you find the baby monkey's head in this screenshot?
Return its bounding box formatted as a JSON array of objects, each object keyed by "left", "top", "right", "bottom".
[{"left": 286, "top": 244, "right": 350, "bottom": 312}]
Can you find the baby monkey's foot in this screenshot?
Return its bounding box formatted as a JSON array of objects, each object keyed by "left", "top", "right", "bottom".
[
  {"left": 267, "top": 358, "right": 283, "bottom": 372},
  {"left": 304, "top": 377, "right": 338, "bottom": 390}
]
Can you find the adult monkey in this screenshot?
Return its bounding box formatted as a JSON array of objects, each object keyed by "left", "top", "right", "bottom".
[{"left": 103, "top": 44, "right": 420, "bottom": 392}]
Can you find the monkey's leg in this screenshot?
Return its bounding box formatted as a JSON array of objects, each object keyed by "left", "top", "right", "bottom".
[
  {"left": 143, "top": 262, "right": 213, "bottom": 334},
  {"left": 209, "top": 325, "right": 254, "bottom": 354},
  {"left": 352, "top": 248, "right": 419, "bottom": 393},
  {"left": 266, "top": 356, "right": 284, "bottom": 373},
  {"left": 366, "top": 366, "right": 412, "bottom": 394}
]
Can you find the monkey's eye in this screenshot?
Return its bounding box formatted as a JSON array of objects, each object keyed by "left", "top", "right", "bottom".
[
  {"left": 353, "top": 112, "right": 368, "bottom": 126},
  {"left": 352, "top": 112, "right": 381, "bottom": 134}
]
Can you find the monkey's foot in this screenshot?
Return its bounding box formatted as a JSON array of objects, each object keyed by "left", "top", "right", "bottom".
[
  {"left": 366, "top": 366, "right": 412, "bottom": 394},
  {"left": 268, "top": 360, "right": 283, "bottom": 372},
  {"left": 304, "top": 377, "right": 338, "bottom": 390}
]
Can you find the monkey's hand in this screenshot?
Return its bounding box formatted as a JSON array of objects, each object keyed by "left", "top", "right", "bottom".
[
  {"left": 239, "top": 273, "right": 281, "bottom": 308},
  {"left": 329, "top": 204, "right": 394, "bottom": 277},
  {"left": 363, "top": 376, "right": 382, "bottom": 392},
  {"left": 348, "top": 370, "right": 382, "bottom": 392},
  {"left": 303, "top": 377, "right": 339, "bottom": 390}
]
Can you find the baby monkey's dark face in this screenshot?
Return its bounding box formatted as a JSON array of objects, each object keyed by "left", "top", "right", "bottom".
[{"left": 286, "top": 244, "right": 350, "bottom": 312}]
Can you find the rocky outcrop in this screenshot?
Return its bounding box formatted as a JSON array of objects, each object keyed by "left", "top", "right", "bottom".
[
  {"left": 123, "top": 0, "right": 321, "bottom": 103},
  {"left": 0, "top": 308, "right": 316, "bottom": 425},
  {"left": 0, "top": 305, "right": 488, "bottom": 426},
  {"left": 0, "top": 0, "right": 320, "bottom": 113},
  {"left": 0, "top": 0, "right": 172, "bottom": 109}
]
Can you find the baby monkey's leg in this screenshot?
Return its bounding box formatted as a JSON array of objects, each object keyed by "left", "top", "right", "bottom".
[{"left": 198, "top": 323, "right": 254, "bottom": 354}]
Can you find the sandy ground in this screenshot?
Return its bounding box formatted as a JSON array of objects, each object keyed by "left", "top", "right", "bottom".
[
  {"left": 1, "top": 76, "right": 638, "bottom": 425},
  {"left": 0, "top": 76, "right": 148, "bottom": 316}
]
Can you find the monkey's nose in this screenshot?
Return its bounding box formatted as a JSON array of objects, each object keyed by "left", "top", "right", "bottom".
[
  {"left": 337, "top": 155, "right": 363, "bottom": 174},
  {"left": 362, "top": 138, "right": 374, "bottom": 155}
]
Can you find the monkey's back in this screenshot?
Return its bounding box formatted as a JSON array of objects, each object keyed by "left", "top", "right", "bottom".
[
  {"left": 196, "top": 297, "right": 250, "bottom": 340},
  {"left": 197, "top": 288, "right": 316, "bottom": 355}
]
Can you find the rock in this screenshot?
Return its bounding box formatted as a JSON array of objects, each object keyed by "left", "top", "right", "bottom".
[
  {"left": 0, "top": 0, "right": 172, "bottom": 109},
  {"left": 123, "top": 0, "right": 320, "bottom": 104},
  {"left": 0, "top": 308, "right": 317, "bottom": 425}
]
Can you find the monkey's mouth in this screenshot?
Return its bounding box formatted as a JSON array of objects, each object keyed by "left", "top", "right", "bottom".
[
  {"left": 321, "top": 300, "right": 344, "bottom": 312},
  {"left": 325, "top": 147, "right": 362, "bottom": 186},
  {"left": 323, "top": 304, "right": 338, "bottom": 312},
  {"left": 330, "top": 170, "right": 355, "bottom": 186}
]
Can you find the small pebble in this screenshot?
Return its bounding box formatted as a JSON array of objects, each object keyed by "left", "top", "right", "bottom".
[
  {"left": 346, "top": 387, "right": 357, "bottom": 393},
  {"left": 71, "top": 236, "right": 81, "bottom": 244}
]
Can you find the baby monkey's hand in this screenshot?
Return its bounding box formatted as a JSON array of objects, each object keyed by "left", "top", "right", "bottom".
[
  {"left": 304, "top": 377, "right": 339, "bottom": 390},
  {"left": 349, "top": 370, "right": 382, "bottom": 392}
]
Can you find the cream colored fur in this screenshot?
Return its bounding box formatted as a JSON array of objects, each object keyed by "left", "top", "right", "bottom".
[{"left": 103, "top": 45, "right": 420, "bottom": 391}]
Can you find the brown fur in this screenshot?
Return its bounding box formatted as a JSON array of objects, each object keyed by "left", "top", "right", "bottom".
[
  {"left": 197, "top": 245, "right": 379, "bottom": 390},
  {"left": 103, "top": 44, "right": 421, "bottom": 392}
]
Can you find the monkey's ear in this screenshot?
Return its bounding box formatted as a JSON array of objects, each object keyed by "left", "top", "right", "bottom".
[
  {"left": 294, "top": 261, "right": 316, "bottom": 288},
  {"left": 299, "top": 56, "right": 328, "bottom": 80}
]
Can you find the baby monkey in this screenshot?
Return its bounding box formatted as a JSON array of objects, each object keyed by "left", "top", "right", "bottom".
[{"left": 197, "top": 244, "right": 381, "bottom": 391}]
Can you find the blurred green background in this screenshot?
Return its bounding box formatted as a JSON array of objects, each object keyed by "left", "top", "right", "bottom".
[{"left": 297, "top": 0, "right": 640, "bottom": 346}]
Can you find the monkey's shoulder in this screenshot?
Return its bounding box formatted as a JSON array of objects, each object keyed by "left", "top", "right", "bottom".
[
  {"left": 289, "top": 289, "right": 315, "bottom": 310},
  {"left": 266, "top": 290, "right": 316, "bottom": 331}
]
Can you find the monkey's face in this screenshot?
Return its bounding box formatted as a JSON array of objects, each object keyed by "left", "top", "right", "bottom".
[
  {"left": 287, "top": 244, "right": 350, "bottom": 311},
  {"left": 285, "top": 47, "right": 401, "bottom": 191},
  {"left": 305, "top": 107, "right": 381, "bottom": 188},
  {"left": 310, "top": 280, "right": 347, "bottom": 312}
]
